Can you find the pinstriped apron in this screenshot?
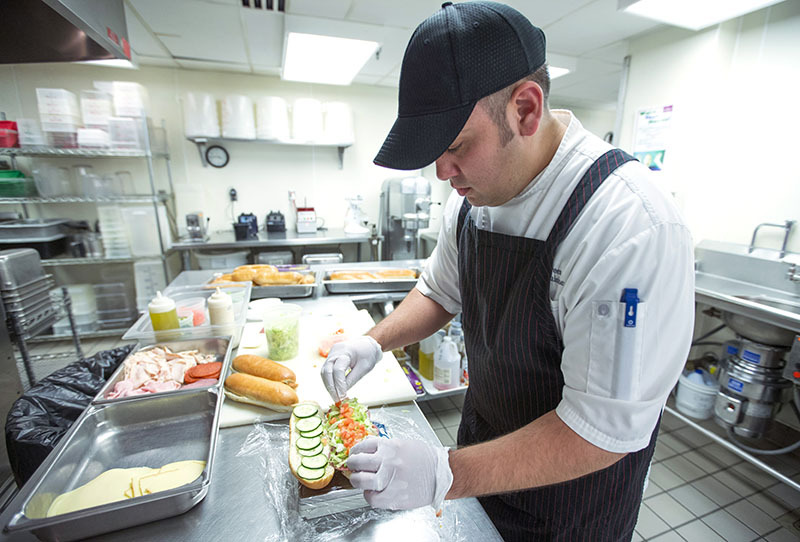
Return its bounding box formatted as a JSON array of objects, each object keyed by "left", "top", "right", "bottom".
[{"left": 456, "top": 149, "right": 659, "bottom": 541}]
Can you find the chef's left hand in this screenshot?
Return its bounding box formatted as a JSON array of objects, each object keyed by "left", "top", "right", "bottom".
[{"left": 348, "top": 437, "right": 453, "bottom": 510}]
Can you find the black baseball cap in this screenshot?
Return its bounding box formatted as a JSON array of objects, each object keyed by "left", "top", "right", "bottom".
[{"left": 374, "top": 1, "right": 546, "bottom": 171}]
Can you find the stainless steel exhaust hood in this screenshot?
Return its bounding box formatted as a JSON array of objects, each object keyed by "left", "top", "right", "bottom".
[{"left": 0, "top": 0, "right": 129, "bottom": 64}]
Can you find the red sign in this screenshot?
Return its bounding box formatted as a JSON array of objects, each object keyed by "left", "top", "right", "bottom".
[
  {"left": 106, "top": 27, "right": 120, "bottom": 45},
  {"left": 122, "top": 37, "right": 131, "bottom": 59}
]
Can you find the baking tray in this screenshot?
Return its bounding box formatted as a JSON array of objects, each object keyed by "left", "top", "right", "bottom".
[
  {"left": 5, "top": 389, "right": 222, "bottom": 541},
  {"left": 93, "top": 337, "right": 233, "bottom": 404},
  {"left": 207, "top": 271, "right": 316, "bottom": 300},
  {"left": 322, "top": 267, "right": 420, "bottom": 294},
  {"left": 0, "top": 248, "right": 45, "bottom": 290},
  {"left": 0, "top": 218, "right": 68, "bottom": 240}
]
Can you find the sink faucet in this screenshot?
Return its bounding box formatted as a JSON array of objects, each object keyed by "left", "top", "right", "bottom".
[{"left": 748, "top": 220, "right": 796, "bottom": 258}]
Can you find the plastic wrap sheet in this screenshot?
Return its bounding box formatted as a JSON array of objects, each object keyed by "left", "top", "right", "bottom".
[{"left": 237, "top": 406, "right": 466, "bottom": 542}]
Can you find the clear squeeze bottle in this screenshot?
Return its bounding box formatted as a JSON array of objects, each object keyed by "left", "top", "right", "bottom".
[{"left": 148, "top": 291, "right": 179, "bottom": 331}]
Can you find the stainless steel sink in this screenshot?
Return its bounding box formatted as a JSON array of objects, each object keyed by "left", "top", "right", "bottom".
[
  {"left": 723, "top": 296, "right": 800, "bottom": 345},
  {"left": 694, "top": 240, "right": 800, "bottom": 346}
]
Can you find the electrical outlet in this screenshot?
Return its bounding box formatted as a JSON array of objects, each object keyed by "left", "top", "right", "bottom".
[{"left": 229, "top": 188, "right": 237, "bottom": 202}]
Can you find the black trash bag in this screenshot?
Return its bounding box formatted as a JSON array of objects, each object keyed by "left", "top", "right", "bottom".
[{"left": 5, "top": 345, "right": 134, "bottom": 487}]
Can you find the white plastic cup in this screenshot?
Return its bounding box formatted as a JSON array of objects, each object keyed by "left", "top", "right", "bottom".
[{"left": 675, "top": 369, "right": 719, "bottom": 420}]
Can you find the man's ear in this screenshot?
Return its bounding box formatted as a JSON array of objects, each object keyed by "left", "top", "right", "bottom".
[{"left": 509, "top": 81, "right": 544, "bottom": 137}]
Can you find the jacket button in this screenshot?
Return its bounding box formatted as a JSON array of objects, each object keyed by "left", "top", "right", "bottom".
[{"left": 598, "top": 304, "right": 610, "bottom": 316}]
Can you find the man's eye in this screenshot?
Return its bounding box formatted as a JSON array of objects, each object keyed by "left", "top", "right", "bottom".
[{"left": 448, "top": 143, "right": 462, "bottom": 153}]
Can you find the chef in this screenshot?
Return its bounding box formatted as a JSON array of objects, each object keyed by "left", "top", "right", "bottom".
[{"left": 321, "top": 2, "right": 694, "bottom": 540}]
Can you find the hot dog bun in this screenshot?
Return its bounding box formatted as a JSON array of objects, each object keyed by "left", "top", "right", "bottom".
[
  {"left": 289, "top": 402, "right": 334, "bottom": 490},
  {"left": 224, "top": 372, "right": 297, "bottom": 411},
  {"left": 232, "top": 354, "right": 297, "bottom": 388}
]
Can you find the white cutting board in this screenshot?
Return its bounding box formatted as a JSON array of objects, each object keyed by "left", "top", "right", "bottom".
[{"left": 219, "top": 308, "right": 417, "bottom": 428}]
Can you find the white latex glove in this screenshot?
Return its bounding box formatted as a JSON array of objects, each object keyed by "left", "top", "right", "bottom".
[
  {"left": 348, "top": 437, "right": 453, "bottom": 511},
  {"left": 320, "top": 336, "right": 383, "bottom": 401}
]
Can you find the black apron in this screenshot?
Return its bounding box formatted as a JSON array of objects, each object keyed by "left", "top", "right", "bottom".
[{"left": 456, "top": 149, "right": 659, "bottom": 541}]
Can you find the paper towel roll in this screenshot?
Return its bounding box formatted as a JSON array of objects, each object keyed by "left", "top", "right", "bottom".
[
  {"left": 222, "top": 95, "right": 256, "bottom": 139},
  {"left": 256, "top": 96, "right": 290, "bottom": 140},
  {"left": 291, "top": 98, "right": 323, "bottom": 142},
  {"left": 183, "top": 92, "right": 220, "bottom": 138}
]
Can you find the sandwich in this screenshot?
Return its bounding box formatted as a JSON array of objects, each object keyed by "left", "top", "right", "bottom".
[{"left": 289, "top": 402, "right": 334, "bottom": 489}]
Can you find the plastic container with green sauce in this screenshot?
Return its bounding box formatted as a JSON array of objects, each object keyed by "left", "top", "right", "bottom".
[{"left": 263, "top": 303, "right": 301, "bottom": 361}]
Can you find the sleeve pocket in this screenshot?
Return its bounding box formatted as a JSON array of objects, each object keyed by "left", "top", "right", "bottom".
[{"left": 588, "top": 300, "right": 647, "bottom": 400}]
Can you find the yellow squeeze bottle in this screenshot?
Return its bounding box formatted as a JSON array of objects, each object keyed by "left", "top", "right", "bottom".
[{"left": 148, "top": 291, "right": 179, "bottom": 331}]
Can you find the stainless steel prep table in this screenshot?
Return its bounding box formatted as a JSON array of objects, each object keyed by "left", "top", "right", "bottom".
[
  {"left": 171, "top": 228, "right": 377, "bottom": 270},
  {"left": 0, "top": 265, "right": 500, "bottom": 541}
]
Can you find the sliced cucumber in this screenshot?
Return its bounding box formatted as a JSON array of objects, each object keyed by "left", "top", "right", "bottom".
[
  {"left": 297, "top": 465, "right": 326, "bottom": 481},
  {"left": 295, "top": 416, "right": 321, "bottom": 433},
  {"left": 293, "top": 404, "right": 318, "bottom": 419},
  {"left": 296, "top": 436, "right": 322, "bottom": 450},
  {"left": 299, "top": 425, "right": 323, "bottom": 439},
  {"left": 298, "top": 442, "right": 324, "bottom": 456},
  {"left": 301, "top": 454, "right": 328, "bottom": 470}
]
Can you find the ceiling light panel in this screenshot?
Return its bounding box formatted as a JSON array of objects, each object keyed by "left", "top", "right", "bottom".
[
  {"left": 282, "top": 32, "right": 379, "bottom": 85},
  {"left": 619, "top": 0, "right": 786, "bottom": 30}
]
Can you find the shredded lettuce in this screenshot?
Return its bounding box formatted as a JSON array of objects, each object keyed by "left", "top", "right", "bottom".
[{"left": 324, "top": 398, "right": 378, "bottom": 470}]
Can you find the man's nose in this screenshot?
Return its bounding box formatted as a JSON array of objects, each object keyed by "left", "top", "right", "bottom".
[{"left": 435, "top": 155, "right": 458, "bottom": 181}]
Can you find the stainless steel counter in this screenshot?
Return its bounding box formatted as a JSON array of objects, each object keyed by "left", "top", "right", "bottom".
[
  {"left": 0, "top": 263, "right": 498, "bottom": 541},
  {"left": 0, "top": 403, "right": 501, "bottom": 541}
]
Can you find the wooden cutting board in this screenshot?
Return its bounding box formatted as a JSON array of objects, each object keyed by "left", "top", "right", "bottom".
[{"left": 219, "top": 308, "right": 417, "bottom": 428}]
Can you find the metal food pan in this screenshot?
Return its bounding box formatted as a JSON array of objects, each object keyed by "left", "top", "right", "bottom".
[
  {"left": 93, "top": 336, "right": 233, "bottom": 405},
  {"left": 1, "top": 287, "right": 52, "bottom": 313},
  {"left": 251, "top": 282, "right": 316, "bottom": 299},
  {"left": 5, "top": 389, "right": 221, "bottom": 542},
  {"left": 0, "top": 218, "right": 68, "bottom": 240},
  {"left": 207, "top": 271, "right": 316, "bottom": 300},
  {"left": 0, "top": 248, "right": 46, "bottom": 290},
  {"left": 322, "top": 267, "right": 420, "bottom": 294},
  {"left": 0, "top": 275, "right": 54, "bottom": 302}
]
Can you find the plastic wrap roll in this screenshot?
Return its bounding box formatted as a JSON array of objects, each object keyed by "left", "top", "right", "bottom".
[
  {"left": 222, "top": 94, "right": 256, "bottom": 139},
  {"left": 291, "top": 98, "right": 323, "bottom": 142},
  {"left": 322, "top": 102, "right": 354, "bottom": 144},
  {"left": 183, "top": 92, "right": 220, "bottom": 138},
  {"left": 256, "top": 96, "right": 290, "bottom": 140}
]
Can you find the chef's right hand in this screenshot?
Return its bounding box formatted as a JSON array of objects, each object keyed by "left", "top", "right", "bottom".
[{"left": 321, "top": 336, "right": 383, "bottom": 401}]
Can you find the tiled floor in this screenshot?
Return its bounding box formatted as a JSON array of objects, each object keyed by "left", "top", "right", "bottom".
[{"left": 420, "top": 394, "right": 800, "bottom": 541}]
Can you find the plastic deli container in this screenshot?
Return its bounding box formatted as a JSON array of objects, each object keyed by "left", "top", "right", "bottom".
[
  {"left": 123, "top": 282, "right": 251, "bottom": 347},
  {"left": 263, "top": 303, "right": 302, "bottom": 361},
  {"left": 195, "top": 249, "right": 249, "bottom": 270},
  {"left": 675, "top": 369, "right": 719, "bottom": 420}
]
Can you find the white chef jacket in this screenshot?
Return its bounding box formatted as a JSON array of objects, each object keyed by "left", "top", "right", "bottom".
[{"left": 417, "top": 111, "right": 695, "bottom": 454}]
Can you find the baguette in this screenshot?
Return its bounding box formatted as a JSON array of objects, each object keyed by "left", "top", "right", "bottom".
[
  {"left": 289, "top": 402, "right": 334, "bottom": 490},
  {"left": 329, "top": 271, "right": 378, "bottom": 281},
  {"left": 232, "top": 354, "right": 297, "bottom": 388},
  {"left": 224, "top": 372, "right": 297, "bottom": 411}
]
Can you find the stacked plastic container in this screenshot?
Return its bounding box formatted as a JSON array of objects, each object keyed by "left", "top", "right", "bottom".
[
  {"left": 51, "top": 284, "right": 98, "bottom": 335},
  {"left": 134, "top": 259, "right": 167, "bottom": 311},
  {"left": 36, "top": 89, "right": 80, "bottom": 148},
  {"left": 94, "top": 282, "right": 136, "bottom": 330},
  {"left": 97, "top": 205, "right": 131, "bottom": 258}
]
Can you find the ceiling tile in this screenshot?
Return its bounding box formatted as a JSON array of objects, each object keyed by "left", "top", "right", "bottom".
[
  {"left": 175, "top": 59, "right": 252, "bottom": 72},
  {"left": 137, "top": 55, "right": 179, "bottom": 67},
  {"left": 242, "top": 9, "right": 285, "bottom": 67},
  {"left": 130, "top": 0, "right": 249, "bottom": 63},
  {"left": 504, "top": 0, "right": 598, "bottom": 28},
  {"left": 551, "top": 70, "right": 622, "bottom": 105},
  {"left": 124, "top": 2, "right": 170, "bottom": 57},
  {"left": 544, "top": 0, "right": 661, "bottom": 56},
  {"left": 580, "top": 39, "right": 630, "bottom": 64},
  {"left": 347, "top": 0, "right": 441, "bottom": 28},
  {"left": 286, "top": 0, "right": 352, "bottom": 18}
]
